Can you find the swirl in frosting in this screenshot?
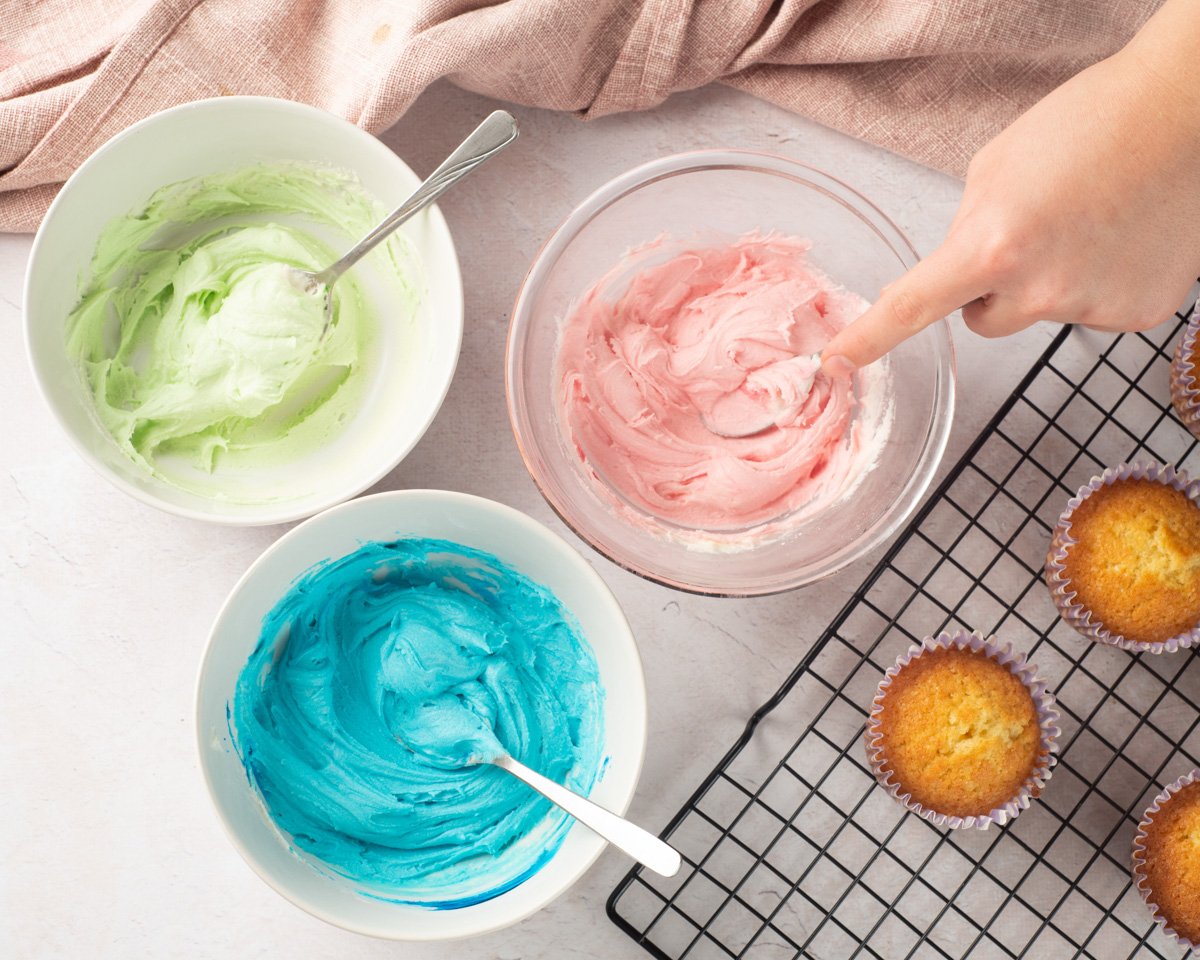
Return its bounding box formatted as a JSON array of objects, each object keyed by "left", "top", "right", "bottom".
[
  {"left": 66, "top": 162, "right": 420, "bottom": 497},
  {"left": 557, "top": 233, "right": 881, "bottom": 539},
  {"left": 231, "top": 538, "right": 605, "bottom": 907}
]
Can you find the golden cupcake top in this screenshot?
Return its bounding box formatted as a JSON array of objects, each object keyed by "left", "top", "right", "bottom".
[
  {"left": 1140, "top": 780, "right": 1200, "bottom": 944},
  {"left": 876, "top": 645, "right": 1040, "bottom": 818},
  {"left": 1062, "top": 478, "right": 1200, "bottom": 644}
]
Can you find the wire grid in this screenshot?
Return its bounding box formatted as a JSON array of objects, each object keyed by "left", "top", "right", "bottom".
[{"left": 608, "top": 299, "right": 1200, "bottom": 960}]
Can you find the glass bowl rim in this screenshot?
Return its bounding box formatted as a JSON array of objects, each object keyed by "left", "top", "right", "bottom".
[{"left": 505, "top": 148, "right": 956, "bottom": 596}]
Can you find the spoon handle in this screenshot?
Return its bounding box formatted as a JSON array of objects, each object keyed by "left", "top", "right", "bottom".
[
  {"left": 315, "top": 110, "right": 519, "bottom": 285},
  {"left": 492, "top": 752, "right": 682, "bottom": 878}
]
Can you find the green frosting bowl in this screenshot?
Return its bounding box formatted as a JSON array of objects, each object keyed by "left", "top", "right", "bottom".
[{"left": 25, "top": 96, "right": 463, "bottom": 525}]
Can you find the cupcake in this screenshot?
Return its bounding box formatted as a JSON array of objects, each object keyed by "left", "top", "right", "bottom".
[
  {"left": 865, "top": 631, "right": 1059, "bottom": 829},
  {"left": 1171, "top": 308, "right": 1200, "bottom": 438},
  {"left": 1046, "top": 462, "right": 1200, "bottom": 654},
  {"left": 1132, "top": 770, "right": 1200, "bottom": 950}
]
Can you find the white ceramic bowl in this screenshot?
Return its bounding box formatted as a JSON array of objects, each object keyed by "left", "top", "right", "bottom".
[
  {"left": 24, "top": 96, "right": 463, "bottom": 525},
  {"left": 195, "top": 490, "right": 646, "bottom": 939}
]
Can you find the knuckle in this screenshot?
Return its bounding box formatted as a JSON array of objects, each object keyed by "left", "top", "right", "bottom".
[
  {"left": 976, "top": 234, "right": 1019, "bottom": 277},
  {"left": 1132, "top": 310, "right": 1166, "bottom": 332},
  {"left": 886, "top": 287, "right": 929, "bottom": 333},
  {"left": 960, "top": 298, "right": 986, "bottom": 325},
  {"left": 1105, "top": 303, "right": 1164, "bottom": 332},
  {"left": 1020, "top": 287, "right": 1064, "bottom": 321},
  {"left": 1079, "top": 308, "right": 1121, "bottom": 332},
  {"left": 966, "top": 313, "right": 1015, "bottom": 339}
]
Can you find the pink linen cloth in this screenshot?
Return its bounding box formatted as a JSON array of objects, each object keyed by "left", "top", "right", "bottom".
[{"left": 0, "top": 0, "right": 1160, "bottom": 232}]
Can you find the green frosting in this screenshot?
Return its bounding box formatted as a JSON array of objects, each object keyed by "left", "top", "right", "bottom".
[{"left": 66, "top": 162, "right": 419, "bottom": 496}]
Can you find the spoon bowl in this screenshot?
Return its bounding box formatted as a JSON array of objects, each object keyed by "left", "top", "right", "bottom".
[
  {"left": 699, "top": 351, "right": 823, "bottom": 438},
  {"left": 398, "top": 689, "right": 680, "bottom": 878}
]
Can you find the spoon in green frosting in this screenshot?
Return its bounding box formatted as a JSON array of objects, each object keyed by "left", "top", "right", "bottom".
[
  {"left": 398, "top": 693, "right": 682, "bottom": 878},
  {"left": 291, "top": 109, "right": 519, "bottom": 335}
]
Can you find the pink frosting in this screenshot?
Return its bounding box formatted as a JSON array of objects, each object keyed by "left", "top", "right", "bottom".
[{"left": 557, "top": 233, "right": 875, "bottom": 534}]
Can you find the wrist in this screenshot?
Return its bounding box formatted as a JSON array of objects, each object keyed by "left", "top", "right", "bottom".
[
  {"left": 1113, "top": 1, "right": 1200, "bottom": 130},
  {"left": 1099, "top": 44, "right": 1200, "bottom": 159}
]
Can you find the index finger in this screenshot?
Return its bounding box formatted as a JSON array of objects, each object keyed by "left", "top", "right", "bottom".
[{"left": 821, "top": 245, "right": 987, "bottom": 370}]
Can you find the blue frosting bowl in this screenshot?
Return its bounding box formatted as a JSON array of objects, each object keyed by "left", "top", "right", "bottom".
[{"left": 196, "top": 489, "right": 646, "bottom": 939}]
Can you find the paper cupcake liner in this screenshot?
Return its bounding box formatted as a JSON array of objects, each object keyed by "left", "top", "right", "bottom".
[
  {"left": 864, "top": 630, "right": 1060, "bottom": 830},
  {"left": 1170, "top": 304, "right": 1200, "bottom": 439},
  {"left": 1045, "top": 461, "right": 1200, "bottom": 655},
  {"left": 1131, "top": 769, "right": 1200, "bottom": 953}
]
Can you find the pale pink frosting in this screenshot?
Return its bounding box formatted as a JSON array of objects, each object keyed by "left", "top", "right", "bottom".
[{"left": 557, "top": 233, "right": 879, "bottom": 535}]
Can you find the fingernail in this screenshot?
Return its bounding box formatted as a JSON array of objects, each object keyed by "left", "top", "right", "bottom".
[{"left": 822, "top": 354, "right": 857, "bottom": 377}]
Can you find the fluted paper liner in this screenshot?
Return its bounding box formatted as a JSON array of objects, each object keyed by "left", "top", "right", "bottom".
[
  {"left": 1045, "top": 461, "right": 1200, "bottom": 654},
  {"left": 1131, "top": 769, "right": 1200, "bottom": 953},
  {"left": 864, "top": 630, "right": 1060, "bottom": 830},
  {"left": 1170, "top": 306, "right": 1200, "bottom": 439}
]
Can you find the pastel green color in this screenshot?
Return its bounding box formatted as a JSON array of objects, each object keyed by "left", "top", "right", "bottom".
[{"left": 65, "top": 162, "right": 418, "bottom": 493}]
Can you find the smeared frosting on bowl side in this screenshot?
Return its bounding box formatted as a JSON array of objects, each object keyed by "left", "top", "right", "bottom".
[
  {"left": 230, "top": 538, "right": 605, "bottom": 907},
  {"left": 66, "top": 162, "right": 419, "bottom": 498},
  {"left": 557, "top": 233, "right": 888, "bottom": 544}
]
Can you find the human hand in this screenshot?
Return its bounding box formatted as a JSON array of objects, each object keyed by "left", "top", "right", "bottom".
[{"left": 822, "top": 6, "right": 1200, "bottom": 371}]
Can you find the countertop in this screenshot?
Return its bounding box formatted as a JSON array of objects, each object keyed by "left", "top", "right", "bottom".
[{"left": 0, "top": 80, "right": 1063, "bottom": 958}]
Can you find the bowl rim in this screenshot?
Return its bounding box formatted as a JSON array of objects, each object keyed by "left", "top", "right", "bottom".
[
  {"left": 505, "top": 148, "right": 956, "bottom": 596},
  {"left": 194, "top": 488, "right": 648, "bottom": 940},
  {"left": 22, "top": 94, "right": 464, "bottom": 527}
]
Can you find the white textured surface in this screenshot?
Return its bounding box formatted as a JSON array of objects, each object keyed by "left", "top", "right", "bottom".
[{"left": 0, "top": 81, "right": 1060, "bottom": 957}]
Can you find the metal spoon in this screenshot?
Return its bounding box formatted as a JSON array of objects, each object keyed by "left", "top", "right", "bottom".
[
  {"left": 700, "top": 353, "right": 822, "bottom": 439},
  {"left": 488, "top": 750, "right": 681, "bottom": 877},
  {"left": 292, "top": 109, "right": 519, "bottom": 335},
  {"left": 700, "top": 398, "right": 787, "bottom": 440},
  {"left": 398, "top": 696, "right": 682, "bottom": 878}
]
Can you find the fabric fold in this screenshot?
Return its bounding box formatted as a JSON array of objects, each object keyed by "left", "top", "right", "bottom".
[{"left": 0, "top": 0, "right": 1161, "bottom": 232}]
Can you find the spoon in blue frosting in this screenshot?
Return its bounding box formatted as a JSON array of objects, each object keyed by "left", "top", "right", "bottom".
[{"left": 398, "top": 694, "right": 682, "bottom": 878}]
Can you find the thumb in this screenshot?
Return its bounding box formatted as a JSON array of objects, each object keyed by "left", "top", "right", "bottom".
[{"left": 822, "top": 245, "right": 987, "bottom": 370}]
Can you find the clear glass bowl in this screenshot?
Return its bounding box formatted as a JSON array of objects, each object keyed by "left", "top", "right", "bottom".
[{"left": 506, "top": 151, "right": 955, "bottom": 596}]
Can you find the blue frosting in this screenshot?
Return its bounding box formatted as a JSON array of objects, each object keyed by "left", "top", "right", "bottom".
[{"left": 230, "top": 538, "right": 606, "bottom": 907}]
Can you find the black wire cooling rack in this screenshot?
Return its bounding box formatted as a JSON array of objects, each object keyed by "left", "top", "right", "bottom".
[{"left": 607, "top": 297, "right": 1200, "bottom": 960}]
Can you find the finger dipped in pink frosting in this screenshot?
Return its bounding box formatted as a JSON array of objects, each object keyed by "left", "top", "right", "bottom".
[{"left": 557, "top": 233, "right": 888, "bottom": 539}]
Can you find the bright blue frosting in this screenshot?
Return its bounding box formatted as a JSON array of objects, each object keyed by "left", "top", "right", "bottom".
[{"left": 230, "top": 538, "right": 606, "bottom": 907}]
